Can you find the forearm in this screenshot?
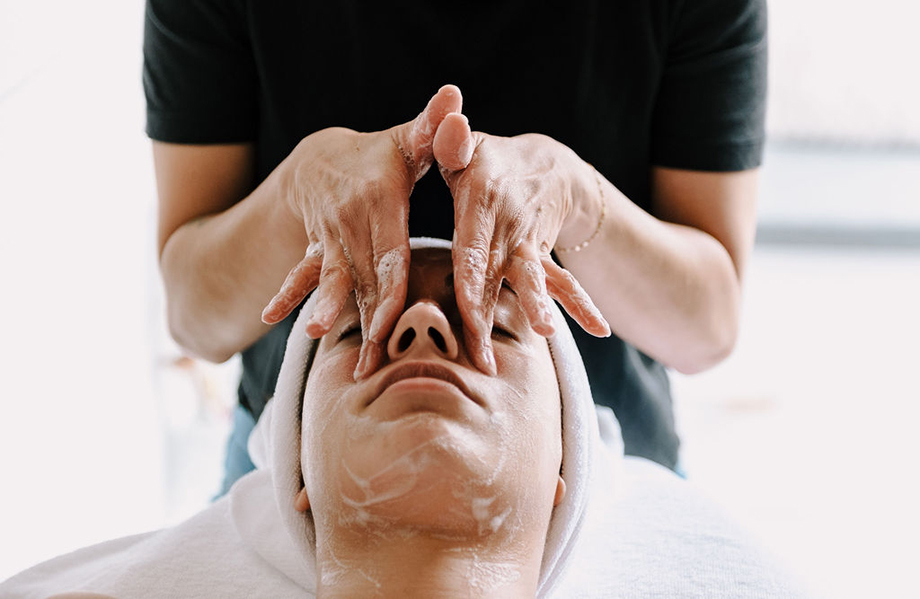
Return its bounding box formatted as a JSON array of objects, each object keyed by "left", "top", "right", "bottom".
[
  {"left": 160, "top": 163, "right": 307, "bottom": 362},
  {"left": 556, "top": 168, "right": 742, "bottom": 374}
]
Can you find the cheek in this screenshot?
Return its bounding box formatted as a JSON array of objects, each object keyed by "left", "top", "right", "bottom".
[
  {"left": 299, "top": 357, "right": 355, "bottom": 509},
  {"left": 496, "top": 347, "right": 562, "bottom": 476}
]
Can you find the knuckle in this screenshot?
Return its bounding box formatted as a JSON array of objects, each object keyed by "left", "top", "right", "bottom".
[
  {"left": 457, "top": 243, "right": 490, "bottom": 274},
  {"left": 321, "top": 260, "right": 350, "bottom": 282},
  {"left": 374, "top": 247, "right": 408, "bottom": 281},
  {"left": 331, "top": 202, "right": 356, "bottom": 225}
]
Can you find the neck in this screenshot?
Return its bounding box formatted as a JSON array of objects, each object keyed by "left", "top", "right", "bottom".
[{"left": 315, "top": 532, "right": 542, "bottom": 599}]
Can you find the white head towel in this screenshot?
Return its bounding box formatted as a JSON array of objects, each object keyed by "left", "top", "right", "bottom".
[{"left": 254, "top": 237, "right": 620, "bottom": 597}]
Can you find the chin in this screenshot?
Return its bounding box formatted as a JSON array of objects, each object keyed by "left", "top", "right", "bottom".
[{"left": 333, "top": 419, "right": 516, "bottom": 539}]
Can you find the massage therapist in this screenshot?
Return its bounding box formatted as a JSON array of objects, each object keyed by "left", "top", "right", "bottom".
[{"left": 144, "top": 0, "right": 767, "bottom": 490}]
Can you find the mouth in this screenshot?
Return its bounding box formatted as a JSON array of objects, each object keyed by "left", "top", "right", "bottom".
[{"left": 369, "top": 361, "right": 484, "bottom": 408}]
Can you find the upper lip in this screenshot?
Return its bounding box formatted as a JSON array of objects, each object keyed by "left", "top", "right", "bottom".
[{"left": 369, "top": 361, "right": 484, "bottom": 408}]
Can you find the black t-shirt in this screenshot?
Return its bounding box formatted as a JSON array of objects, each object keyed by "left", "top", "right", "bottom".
[{"left": 144, "top": 0, "right": 767, "bottom": 470}]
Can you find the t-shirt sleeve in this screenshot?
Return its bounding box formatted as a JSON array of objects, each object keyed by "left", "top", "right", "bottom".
[
  {"left": 650, "top": 0, "right": 768, "bottom": 171},
  {"left": 143, "top": 0, "right": 257, "bottom": 143}
]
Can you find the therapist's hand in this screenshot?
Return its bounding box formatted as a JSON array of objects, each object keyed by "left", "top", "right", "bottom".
[
  {"left": 433, "top": 113, "right": 610, "bottom": 373},
  {"left": 261, "top": 85, "right": 463, "bottom": 379}
]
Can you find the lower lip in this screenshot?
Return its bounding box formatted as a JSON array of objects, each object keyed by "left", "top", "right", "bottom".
[{"left": 371, "top": 377, "right": 477, "bottom": 419}]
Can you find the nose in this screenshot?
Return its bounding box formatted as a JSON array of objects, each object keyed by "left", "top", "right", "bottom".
[{"left": 387, "top": 301, "right": 459, "bottom": 361}]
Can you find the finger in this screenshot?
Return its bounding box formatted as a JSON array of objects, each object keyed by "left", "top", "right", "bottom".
[
  {"left": 337, "top": 223, "right": 383, "bottom": 380},
  {"left": 433, "top": 112, "right": 474, "bottom": 171},
  {"left": 467, "top": 242, "right": 505, "bottom": 368},
  {"left": 350, "top": 268, "right": 379, "bottom": 381},
  {"left": 360, "top": 202, "right": 411, "bottom": 376},
  {"left": 355, "top": 341, "right": 385, "bottom": 382},
  {"left": 367, "top": 233, "right": 410, "bottom": 345},
  {"left": 395, "top": 84, "right": 463, "bottom": 178},
  {"left": 542, "top": 257, "right": 611, "bottom": 338},
  {"left": 452, "top": 195, "right": 497, "bottom": 374},
  {"left": 505, "top": 249, "right": 556, "bottom": 338},
  {"left": 304, "top": 238, "right": 353, "bottom": 338},
  {"left": 261, "top": 245, "right": 323, "bottom": 325}
]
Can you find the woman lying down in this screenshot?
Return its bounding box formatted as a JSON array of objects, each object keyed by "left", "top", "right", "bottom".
[{"left": 3, "top": 239, "right": 805, "bottom": 599}]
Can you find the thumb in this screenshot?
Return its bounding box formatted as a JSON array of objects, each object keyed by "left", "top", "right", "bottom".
[
  {"left": 395, "top": 84, "right": 463, "bottom": 178},
  {"left": 433, "top": 112, "right": 475, "bottom": 172}
]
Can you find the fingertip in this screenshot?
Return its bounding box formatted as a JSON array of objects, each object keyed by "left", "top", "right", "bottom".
[
  {"left": 304, "top": 321, "right": 326, "bottom": 339},
  {"left": 581, "top": 314, "right": 610, "bottom": 338},
  {"left": 476, "top": 333, "right": 497, "bottom": 375},
  {"left": 434, "top": 112, "right": 474, "bottom": 171},
  {"left": 368, "top": 295, "right": 401, "bottom": 343},
  {"left": 304, "top": 308, "right": 329, "bottom": 338},
  {"left": 533, "top": 320, "right": 557, "bottom": 338},
  {"left": 353, "top": 341, "right": 383, "bottom": 380},
  {"left": 354, "top": 344, "right": 368, "bottom": 380},
  {"left": 598, "top": 319, "right": 612, "bottom": 338},
  {"left": 482, "top": 345, "right": 497, "bottom": 376},
  {"left": 438, "top": 83, "right": 462, "bottom": 100},
  {"left": 436, "top": 84, "right": 463, "bottom": 117},
  {"left": 262, "top": 300, "right": 292, "bottom": 325}
]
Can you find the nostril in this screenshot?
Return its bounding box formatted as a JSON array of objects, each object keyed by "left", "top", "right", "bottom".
[
  {"left": 428, "top": 327, "right": 447, "bottom": 353},
  {"left": 397, "top": 329, "right": 416, "bottom": 353}
]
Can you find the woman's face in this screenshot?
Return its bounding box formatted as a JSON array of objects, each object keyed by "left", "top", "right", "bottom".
[{"left": 300, "top": 248, "right": 563, "bottom": 541}]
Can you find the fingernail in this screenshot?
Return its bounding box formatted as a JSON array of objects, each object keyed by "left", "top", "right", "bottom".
[
  {"left": 354, "top": 346, "right": 368, "bottom": 380},
  {"left": 537, "top": 321, "right": 556, "bottom": 338},
  {"left": 368, "top": 310, "right": 385, "bottom": 344},
  {"left": 480, "top": 341, "right": 496, "bottom": 375},
  {"left": 370, "top": 343, "right": 384, "bottom": 375},
  {"left": 305, "top": 321, "right": 322, "bottom": 339},
  {"left": 370, "top": 294, "right": 402, "bottom": 343},
  {"left": 354, "top": 342, "right": 382, "bottom": 380},
  {"left": 484, "top": 349, "right": 496, "bottom": 375},
  {"left": 304, "top": 313, "right": 322, "bottom": 337},
  {"left": 261, "top": 295, "right": 280, "bottom": 319},
  {"left": 369, "top": 322, "right": 385, "bottom": 345}
]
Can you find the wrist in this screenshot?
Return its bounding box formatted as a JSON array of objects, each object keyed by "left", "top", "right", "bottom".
[
  {"left": 280, "top": 137, "right": 313, "bottom": 225},
  {"left": 243, "top": 145, "right": 310, "bottom": 261},
  {"left": 555, "top": 163, "right": 606, "bottom": 253}
]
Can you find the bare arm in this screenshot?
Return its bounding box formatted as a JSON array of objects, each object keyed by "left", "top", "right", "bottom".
[
  {"left": 155, "top": 142, "right": 307, "bottom": 362},
  {"left": 556, "top": 164, "right": 759, "bottom": 374}
]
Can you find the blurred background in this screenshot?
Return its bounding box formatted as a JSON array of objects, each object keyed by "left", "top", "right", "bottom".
[{"left": 1, "top": 1, "right": 918, "bottom": 596}]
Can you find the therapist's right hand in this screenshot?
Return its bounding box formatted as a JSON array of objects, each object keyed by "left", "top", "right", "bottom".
[{"left": 260, "top": 85, "right": 463, "bottom": 380}]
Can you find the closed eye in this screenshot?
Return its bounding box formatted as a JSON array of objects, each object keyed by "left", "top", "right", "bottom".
[
  {"left": 337, "top": 324, "right": 362, "bottom": 342},
  {"left": 491, "top": 324, "right": 517, "bottom": 341}
]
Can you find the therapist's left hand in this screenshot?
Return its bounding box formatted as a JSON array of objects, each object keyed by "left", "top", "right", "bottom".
[{"left": 433, "top": 114, "right": 610, "bottom": 374}]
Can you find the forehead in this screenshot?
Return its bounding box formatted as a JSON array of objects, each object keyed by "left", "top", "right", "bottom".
[{"left": 405, "top": 248, "right": 454, "bottom": 300}]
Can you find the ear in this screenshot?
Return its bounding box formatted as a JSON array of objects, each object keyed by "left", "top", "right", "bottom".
[
  {"left": 553, "top": 476, "right": 567, "bottom": 507},
  {"left": 293, "top": 487, "right": 311, "bottom": 512}
]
